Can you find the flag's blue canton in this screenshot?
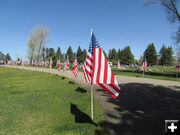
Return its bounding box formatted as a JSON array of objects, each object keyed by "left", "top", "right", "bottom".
[{"left": 88, "top": 32, "right": 100, "bottom": 54}]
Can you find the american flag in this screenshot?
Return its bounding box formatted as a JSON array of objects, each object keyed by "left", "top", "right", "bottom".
[
  {"left": 56, "top": 59, "right": 61, "bottom": 71},
  {"left": 34, "top": 61, "right": 37, "bottom": 68},
  {"left": 63, "top": 56, "right": 69, "bottom": 72},
  {"left": 117, "top": 60, "right": 121, "bottom": 69},
  {"left": 21, "top": 61, "right": 24, "bottom": 66},
  {"left": 41, "top": 61, "right": 45, "bottom": 68},
  {"left": 72, "top": 58, "right": 78, "bottom": 77},
  {"left": 82, "top": 30, "right": 120, "bottom": 99},
  {"left": 141, "top": 57, "right": 147, "bottom": 71},
  {"left": 49, "top": 57, "right": 53, "bottom": 69}
]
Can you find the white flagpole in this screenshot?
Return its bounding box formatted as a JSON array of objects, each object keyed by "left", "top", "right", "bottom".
[
  {"left": 91, "top": 84, "right": 93, "bottom": 120},
  {"left": 143, "top": 69, "right": 144, "bottom": 78}
]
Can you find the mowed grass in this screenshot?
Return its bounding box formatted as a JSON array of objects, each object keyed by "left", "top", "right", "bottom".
[
  {"left": 0, "top": 67, "right": 103, "bottom": 135},
  {"left": 112, "top": 67, "right": 180, "bottom": 82}
]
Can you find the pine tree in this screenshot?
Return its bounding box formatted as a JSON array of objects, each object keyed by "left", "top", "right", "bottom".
[
  {"left": 56, "top": 46, "right": 63, "bottom": 61},
  {"left": 108, "top": 49, "right": 112, "bottom": 60},
  {"left": 144, "top": 43, "right": 158, "bottom": 66},
  {"left": 159, "top": 45, "right": 167, "bottom": 66},
  {"left": 166, "top": 46, "right": 173, "bottom": 66},
  {"left": 66, "top": 46, "right": 74, "bottom": 63},
  {"left": 117, "top": 49, "right": 121, "bottom": 61},
  {"left": 77, "top": 46, "right": 83, "bottom": 64},
  {"left": 121, "top": 46, "right": 134, "bottom": 65},
  {"left": 82, "top": 49, "right": 87, "bottom": 63}
]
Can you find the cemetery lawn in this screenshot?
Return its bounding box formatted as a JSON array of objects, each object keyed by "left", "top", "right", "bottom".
[
  {"left": 112, "top": 67, "right": 180, "bottom": 82},
  {"left": 0, "top": 67, "right": 103, "bottom": 135}
]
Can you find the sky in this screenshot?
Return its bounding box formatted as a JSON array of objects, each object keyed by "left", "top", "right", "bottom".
[{"left": 0, "top": 0, "right": 179, "bottom": 60}]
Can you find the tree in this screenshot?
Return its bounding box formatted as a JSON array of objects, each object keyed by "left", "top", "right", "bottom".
[
  {"left": 56, "top": 46, "right": 63, "bottom": 61},
  {"left": 27, "top": 24, "right": 50, "bottom": 63},
  {"left": 82, "top": 49, "right": 87, "bottom": 63},
  {"left": 166, "top": 46, "right": 174, "bottom": 66},
  {"left": 45, "top": 48, "right": 49, "bottom": 59},
  {"left": 0, "top": 51, "right": 5, "bottom": 60},
  {"left": 108, "top": 49, "right": 112, "bottom": 60},
  {"left": 5, "top": 53, "right": 11, "bottom": 62},
  {"left": 144, "top": 43, "right": 158, "bottom": 66},
  {"left": 77, "top": 46, "right": 83, "bottom": 63},
  {"left": 145, "top": 0, "right": 180, "bottom": 49},
  {"left": 159, "top": 45, "right": 167, "bottom": 66},
  {"left": 117, "top": 49, "right": 122, "bottom": 61},
  {"left": 66, "top": 46, "right": 74, "bottom": 63},
  {"left": 49, "top": 48, "right": 55, "bottom": 57},
  {"left": 27, "top": 38, "right": 36, "bottom": 64},
  {"left": 121, "top": 46, "right": 134, "bottom": 65},
  {"left": 42, "top": 47, "right": 45, "bottom": 61}
]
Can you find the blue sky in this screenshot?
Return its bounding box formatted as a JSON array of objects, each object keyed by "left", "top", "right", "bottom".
[{"left": 0, "top": 0, "right": 178, "bottom": 60}]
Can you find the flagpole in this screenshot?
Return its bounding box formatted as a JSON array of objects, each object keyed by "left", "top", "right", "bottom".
[
  {"left": 91, "top": 84, "right": 93, "bottom": 120},
  {"left": 143, "top": 69, "right": 144, "bottom": 78}
]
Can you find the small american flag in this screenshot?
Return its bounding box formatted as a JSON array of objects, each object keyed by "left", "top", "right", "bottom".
[
  {"left": 117, "top": 60, "right": 121, "bottom": 69},
  {"left": 56, "top": 59, "right": 61, "bottom": 71},
  {"left": 72, "top": 58, "right": 78, "bottom": 77},
  {"left": 141, "top": 57, "right": 147, "bottom": 71},
  {"left": 63, "top": 56, "right": 69, "bottom": 72},
  {"left": 82, "top": 30, "right": 120, "bottom": 99},
  {"left": 49, "top": 57, "right": 53, "bottom": 69},
  {"left": 41, "top": 61, "right": 45, "bottom": 68}
]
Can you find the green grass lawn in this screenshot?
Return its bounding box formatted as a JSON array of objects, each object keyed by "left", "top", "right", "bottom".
[
  {"left": 0, "top": 67, "right": 104, "bottom": 135},
  {"left": 112, "top": 67, "right": 180, "bottom": 82}
]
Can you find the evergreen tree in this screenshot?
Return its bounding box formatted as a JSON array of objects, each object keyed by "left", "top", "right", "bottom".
[
  {"left": 108, "top": 49, "right": 112, "bottom": 60},
  {"left": 159, "top": 45, "right": 167, "bottom": 66},
  {"left": 77, "top": 46, "right": 83, "bottom": 63},
  {"left": 166, "top": 46, "right": 173, "bottom": 66},
  {"left": 56, "top": 46, "right": 63, "bottom": 61},
  {"left": 0, "top": 51, "right": 5, "bottom": 60},
  {"left": 111, "top": 48, "right": 117, "bottom": 60},
  {"left": 82, "top": 49, "right": 87, "bottom": 63},
  {"left": 66, "top": 46, "right": 74, "bottom": 63},
  {"left": 144, "top": 43, "right": 158, "bottom": 66},
  {"left": 121, "top": 46, "right": 134, "bottom": 65},
  {"left": 5, "top": 53, "right": 11, "bottom": 62},
  {"left": 117, "top": 49, "right": 122, "bottom": 61},
  {"left": 49, "top": 48, "right": 55, "bottom": 57},
  {"left": 45, "top": 48, "right": 49, "bottom": 59}
]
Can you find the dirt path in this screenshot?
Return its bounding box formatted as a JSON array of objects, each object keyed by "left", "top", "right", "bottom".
[{"left": 2, "top": 65, "right": 180, "bottom": 135}]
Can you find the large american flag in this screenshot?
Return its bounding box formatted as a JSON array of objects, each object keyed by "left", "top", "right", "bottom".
[
  {"left": 82, "top": 30, "right": 120, "bottom": 99},
  {"left": 72, "top": 58, "right": 78, "bottom": 77},
  {"left": 63, "top": 56, "right": 69, "bottom": 72},
  {"left": 141, "top": 57, "right": 147, "bottom": 71}
]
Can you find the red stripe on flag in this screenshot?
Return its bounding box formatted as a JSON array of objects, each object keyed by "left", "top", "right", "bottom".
[
  {"left": 103, "top": 56, "right": 108, "bottom": 83},
  {"left": 96, "top": 48, "right": 101, "bottom": 83}
]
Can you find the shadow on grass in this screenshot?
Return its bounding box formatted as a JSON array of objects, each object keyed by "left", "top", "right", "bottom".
[
  {"left": 69, "top": 81, "right": 75, "bottom": 84},
  {"left": 71, "top": 103, "right": 97, "bottom": 127},
  {"left": 95, "top": 83, "right": 180, "bottom": 135},
  {"left": 75, "top": 87, "right": 87, "bottom": 93},
  {"left": 61, "top": 77, "right": 66, "bottom": 80}
]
